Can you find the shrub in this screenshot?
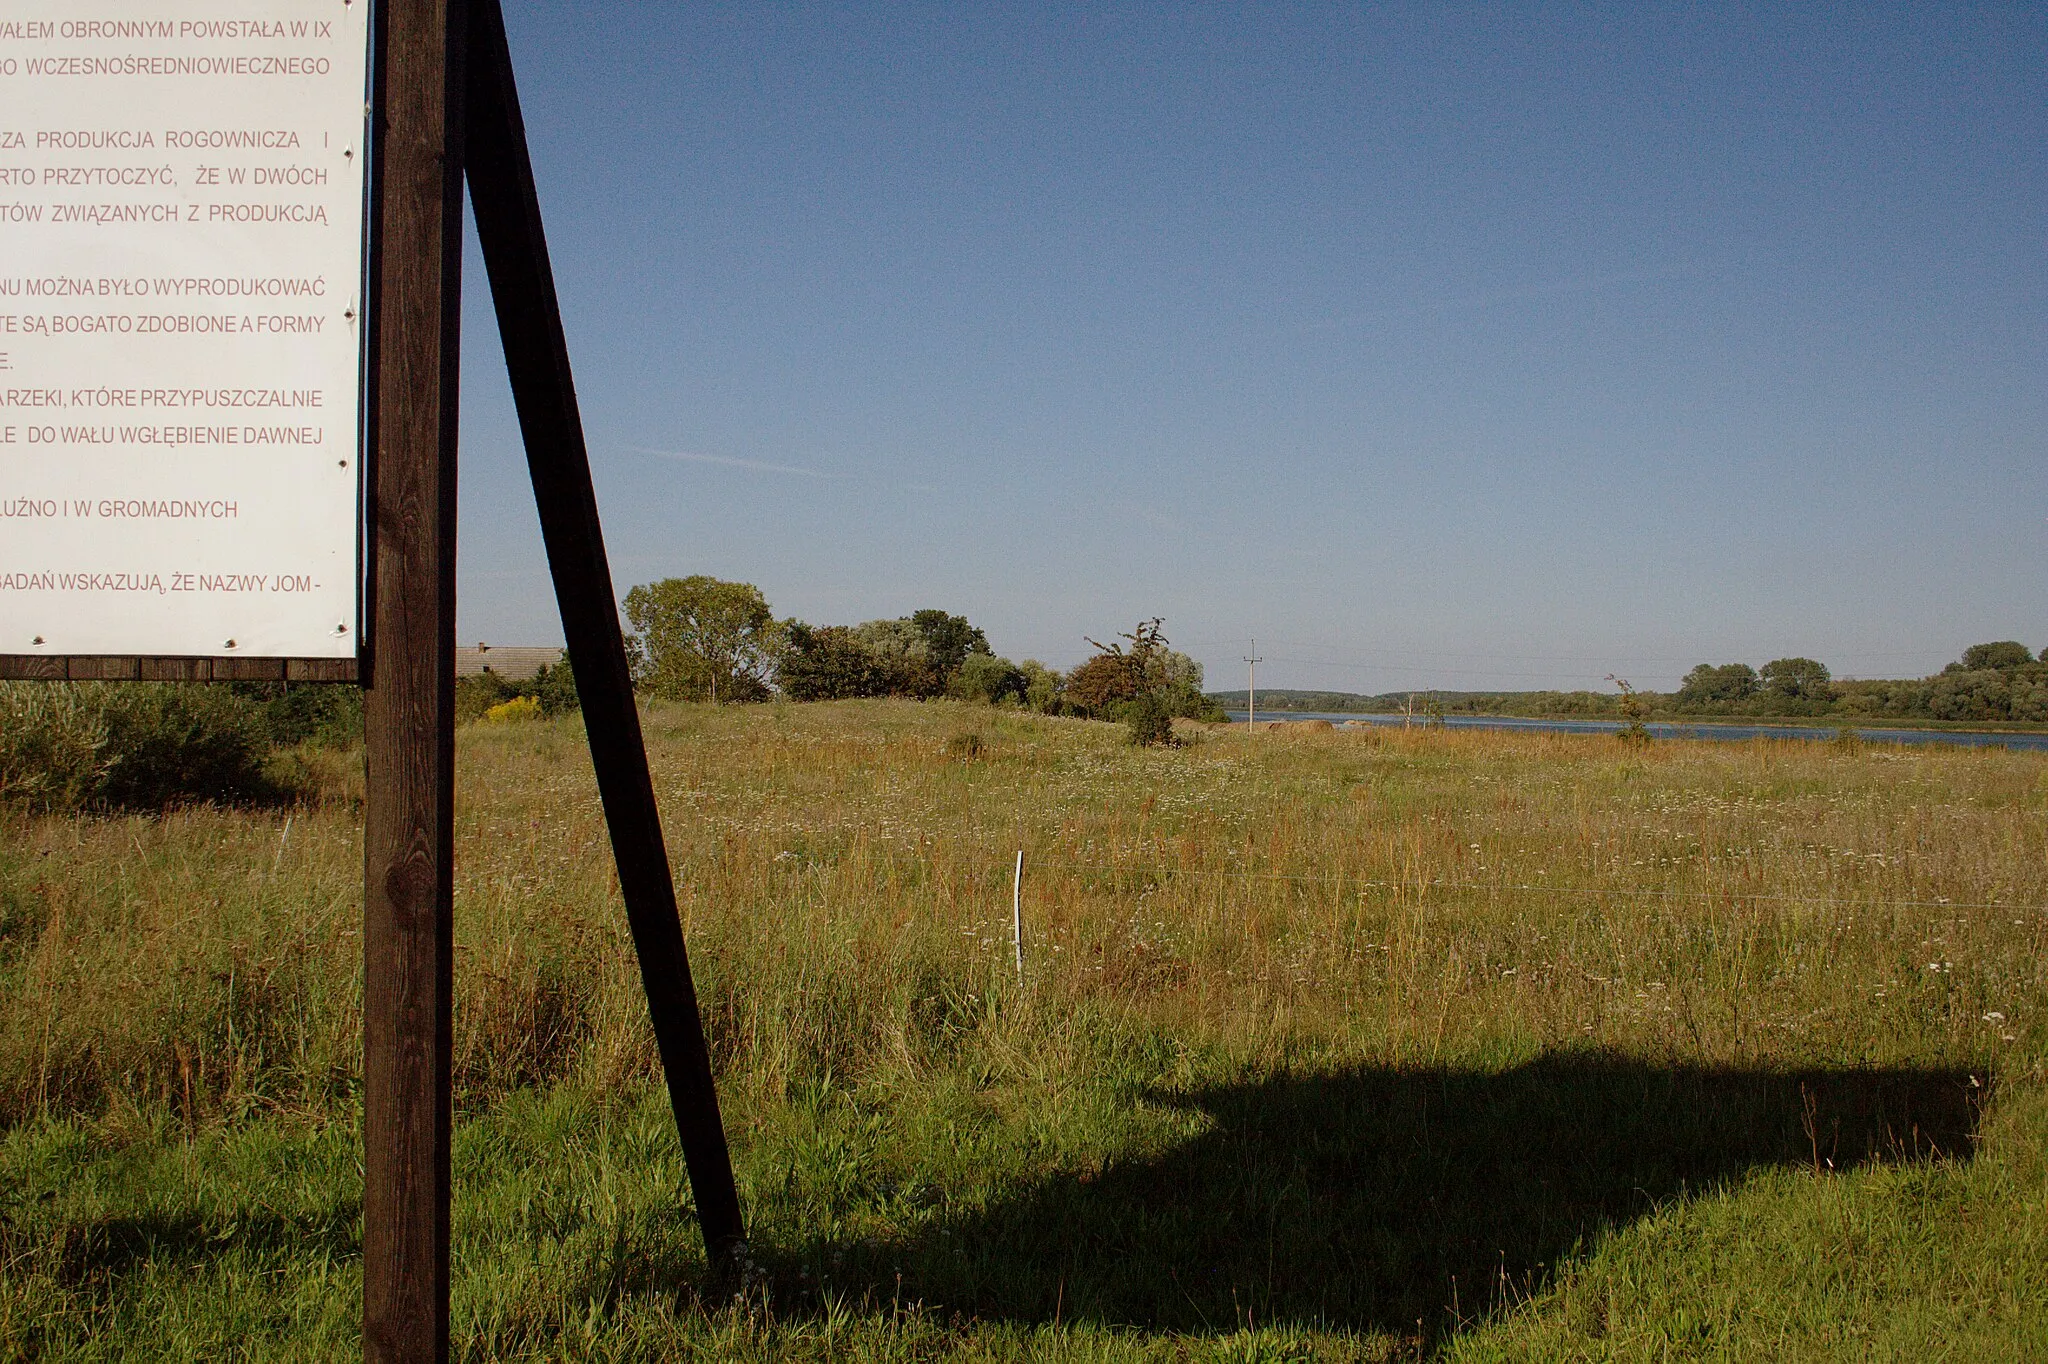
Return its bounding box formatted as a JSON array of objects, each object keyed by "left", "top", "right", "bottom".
[
  {"left": 778, "top": 623, "right": 890, "bottom": 700},
  {"left": 0, "top": 683, "right": 112, "bottom": 812},
  {"left": 484, "top": 696, "right": 543, "bottom": 724},
  {"left": 0, "top": 682, "right": 281, "bottom": 812},
  {"left": 96, "top": 685, "right": 280, "bottom": 809},
  {"left": 457, "top": 659, "right": 579, "bottom": 724},
  {"left": 953, "top": 653, "right": 1027, "bottom": 705},
  {"left": 1608, "top": 676, "right": 1651, "bottom": 746},
  {"left": 456, "top": 671, "right": 521, "bottom": 724},
  {"left": 1125, "top": 693, "right": 1179, "bottom": 747},
  {"left": 530, "top": 658, "right": 580, "bottom": 717},
  {"left": 231, "top": 680, "right": 364, "bottom": 748}
]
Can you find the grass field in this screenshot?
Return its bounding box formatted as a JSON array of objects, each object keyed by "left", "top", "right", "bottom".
[{"left": 3, "top": 699, "right": 2046, "bottom": 1359}]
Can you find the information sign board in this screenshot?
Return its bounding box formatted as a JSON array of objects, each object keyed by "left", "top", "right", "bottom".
[{"left": 0, "top": 2, "right": 369, "bottom": 659}]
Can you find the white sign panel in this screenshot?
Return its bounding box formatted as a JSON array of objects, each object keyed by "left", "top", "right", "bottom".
[{"left": 0, "top": 3, "right": 367, "bottom": 658}]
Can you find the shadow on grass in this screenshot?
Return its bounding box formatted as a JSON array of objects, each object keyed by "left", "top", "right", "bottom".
[
  {"left": 17, "top": 1204, "right": 360, "bottom": 1289},
  {"left": 793, "top": 1054, "right": 1985, "bottom": 1340}
]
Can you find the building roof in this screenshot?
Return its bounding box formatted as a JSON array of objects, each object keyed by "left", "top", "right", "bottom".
[{"left": 455, "top": 644, "right": 565, "bottom": 682}]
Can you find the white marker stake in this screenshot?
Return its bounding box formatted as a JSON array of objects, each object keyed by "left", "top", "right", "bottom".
[{"left": 1012, "top": 850, "right": 1025, "bottom": 985}]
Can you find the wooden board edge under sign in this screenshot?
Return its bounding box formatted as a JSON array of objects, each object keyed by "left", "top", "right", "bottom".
[{"left": 0, "top": 655, "right": 359, "bottom": 683}]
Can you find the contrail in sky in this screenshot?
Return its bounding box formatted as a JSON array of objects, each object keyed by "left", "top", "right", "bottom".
[
  {"left": 633, "top": 445, "right": 943, "bottom": 494},
  {"left": 630, "top": 446, "right": 837, "bottom": 478},
  {"left": 1307, "top": 258, "right": 1724, "bottom": 333}
]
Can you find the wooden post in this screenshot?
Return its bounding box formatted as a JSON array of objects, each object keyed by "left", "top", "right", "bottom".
[
  {"left": 463, "top": 0, "right": 746, "bottom": 1261},
  {"left": 362, "top": 0, "right": 465, "bottom": 1359}
]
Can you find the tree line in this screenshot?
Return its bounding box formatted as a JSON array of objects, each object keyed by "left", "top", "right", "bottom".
[
  {"left": 619, "top": 575, "right": 1223, "bottom": 738},
  {"left": 1210, "top": 640, "right": 2048, "bottom": 725},
  {"left": 1669, "top": 642, "right": 2048, "bottom": 723}
]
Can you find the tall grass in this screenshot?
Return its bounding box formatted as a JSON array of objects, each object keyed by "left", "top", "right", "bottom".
[{"left": 2, "top": 701, "right": 2045, "bottom": 1358}]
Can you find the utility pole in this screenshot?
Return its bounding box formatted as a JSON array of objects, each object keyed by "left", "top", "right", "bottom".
[{"left": 1243, "top": 639, "right": 1262, "bottom": 733}]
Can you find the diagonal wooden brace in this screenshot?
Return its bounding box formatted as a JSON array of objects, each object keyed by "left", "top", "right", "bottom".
[{"left": 460, "top": 0, "right": 748, "bottom": 1266}]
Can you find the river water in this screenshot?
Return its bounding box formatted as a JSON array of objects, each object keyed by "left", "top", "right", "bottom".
[{"left": 1222, "top": 711, "right": 2048, "bottom": 752}]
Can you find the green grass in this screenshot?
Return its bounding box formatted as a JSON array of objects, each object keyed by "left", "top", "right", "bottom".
[{"left": 3, "top": 700, "right": 2047, "bottom": 1358}]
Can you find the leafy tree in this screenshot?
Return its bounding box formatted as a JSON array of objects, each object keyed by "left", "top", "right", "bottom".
[
  {"left": 2011, "top": 674, "right": 2048, "bottom": 722},
  {"left": 774, "top": 610, "right": 1001, "bottom": 702},
  {"left": 1078, "top": 619, "right": 1170, "bottom": 698},
  {"left": 1158, "top": 649, "right": 1203, "bottom": 693},
  {"left": 775, "top": 609, "right": 996, "bottom": 700},
  {"left": 1064, "top": 653, "right": 1137, "bottom": 715},
  {"left": 909, "top": 609, "right": 990, "bottom": 675},
  {"left": 1018, "top": 660, "right": 1064, "bottom": 713},
  {"left": 1929, "top": 670, "right": 2011, "bottom": 721},
  {"left": 622, "top": 576, "right": 777, "bottom": 703},
  {"left": 1957, "top": 641, "right": 2034, "bottom": 672},
  {"left": 954, "top": 652, "right": 1027, "bottom": 704},
  {"left": 1156, "top": 650, "right": 1225, "bottom": 721},
  {"left": 852, "top": 618, "right": 944, "bottom": 698},
  {"left": 1069, "top": 619, "right": 1201, "bottom": 741},
  {"left": 1760, "top": 657, "right": 1831, "bottom": 704},
  {"left": 777, "top": 622, "right": 889, "bottom": 701},
  {"left": 1677, "top": 663, "right": 1758, "bottom": 706}
]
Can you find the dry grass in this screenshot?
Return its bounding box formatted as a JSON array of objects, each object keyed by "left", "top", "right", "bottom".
[
  {"left": 13, "top": 700, "right": 2040, "bottom": 1124},
  {"left": 2, "top": 699, "right": 2045, "bottom": 1357}
]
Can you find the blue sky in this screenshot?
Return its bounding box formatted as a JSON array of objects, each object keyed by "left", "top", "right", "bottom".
[{"left": 453, "top": 2, "right": 2046, "bottom": 693}]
